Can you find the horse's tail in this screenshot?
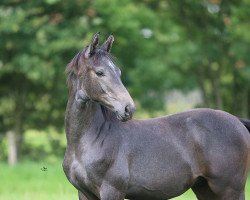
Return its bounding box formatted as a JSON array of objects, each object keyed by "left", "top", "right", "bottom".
[{"left": 239, "top": 118, "right": 250, "bottom": 133}]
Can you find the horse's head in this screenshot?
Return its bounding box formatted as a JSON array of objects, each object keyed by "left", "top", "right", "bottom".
[{"left": 67, "top": 32, "right": 135, "bottom": 121}]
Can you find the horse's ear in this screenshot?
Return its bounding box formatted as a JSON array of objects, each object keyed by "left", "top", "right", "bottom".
[
  {"left": 101, "top": 34, "right": 114, "bottom": 53},
  {"left": 84, "top": 32, "right": 100, "bottom": 58}
]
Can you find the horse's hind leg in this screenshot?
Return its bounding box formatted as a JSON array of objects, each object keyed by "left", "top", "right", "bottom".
[
  {"left": 192, "top": 177, "right": 246, "bottom": 200},
  {"left": 220, "top": 191, "right": 245, "bottom": 200},
  {"left": 192, "top": 177, "right": 219, "bottom": 200},
  {"left": 208, "top": 179, "right": 245, "bottom": 200}
]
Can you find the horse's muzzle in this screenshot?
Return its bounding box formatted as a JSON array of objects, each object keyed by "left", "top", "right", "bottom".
[{"left": 116, "top": 103, "right": 135, "bottom": 122}]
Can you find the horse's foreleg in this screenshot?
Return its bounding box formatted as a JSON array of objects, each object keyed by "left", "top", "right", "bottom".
[
  {"left": 78, "top": 190, "right": 99, "bottom": 200},
  {"left": 100, "top": 182, "right": 126, "bottom": 200},
  {"left": 78, "top": 191, "right": 88, "bottom": 200}
]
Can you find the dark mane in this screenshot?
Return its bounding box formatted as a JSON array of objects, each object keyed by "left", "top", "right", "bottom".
[
  {"left": 67, "top": 51, "right": 83, "bottom": 71},
  {"left": 65, "top": 49, "right": 84, "bottom": 90}
]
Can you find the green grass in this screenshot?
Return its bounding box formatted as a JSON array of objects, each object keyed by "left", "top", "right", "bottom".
[
  {"left": 0, "top": 161, "right": 249, "bottom": 200},
  {"left": 0, "top": 161, "right": 77, "bottom": 200}
]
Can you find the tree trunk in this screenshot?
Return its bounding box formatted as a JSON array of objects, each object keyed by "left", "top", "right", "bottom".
[
  {"left": 7, "top": 93, "right": 24, "bottom": 165},
  {"left": 242, "top": 88, "right": 248, "bottom": 118},
  {"left": 208, "top": 63, "right": 223, "bottom": 110},
  {"left": 196, "top": 65, "right": 211, "bottom": 107},
  {"left": 7, "top": 130, "right": 20, "bottom": 165},
  {"left": 213, "top": 76, "right": 223, "bottom": 110}
]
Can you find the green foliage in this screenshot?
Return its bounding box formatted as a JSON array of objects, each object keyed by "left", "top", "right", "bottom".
[
  {"left": 0, "top": 0, "right": 250, "bottom": 162},
  {"left": 0, "top": 136, "right": 7, "bottom": 161},
  {"left": 21, "top": 129, "right": 66, "bottom": 162},
  {"left": 162, "top": 0, "right": 250, "bottom": 114}
]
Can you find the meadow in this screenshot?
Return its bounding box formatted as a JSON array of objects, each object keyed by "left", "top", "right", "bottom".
[{"left": 0, "top": 161, "right": 249, "bottom": 200}]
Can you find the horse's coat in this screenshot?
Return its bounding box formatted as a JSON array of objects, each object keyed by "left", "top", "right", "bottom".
[{"left": 63, "top": 33, "right": 250, "bottom": 200}]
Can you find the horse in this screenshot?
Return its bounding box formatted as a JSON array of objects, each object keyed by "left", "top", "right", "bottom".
[{"left": 63, "top": 32, "right": 250, "bottom": 200}]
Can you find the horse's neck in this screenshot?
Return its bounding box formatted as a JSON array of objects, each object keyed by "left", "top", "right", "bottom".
[{"left": 65, "top": 96, "right": 115, "bottom": 144}]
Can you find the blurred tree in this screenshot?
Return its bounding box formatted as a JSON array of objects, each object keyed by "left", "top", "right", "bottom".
[
  {"left": 0, "top": 0, "right": 173, "bottom": 164},
  {"left": 165, "top": 0, "right": 250, "bottom": 115},
  {"left": 0, "top": 0, "right": 250, "bottom": 164},
  {"left": 0, "top": 0, "right": 90, "bottom": 164}
]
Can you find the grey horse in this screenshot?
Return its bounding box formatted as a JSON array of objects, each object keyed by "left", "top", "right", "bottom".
[{"left": 63, "top": 32, "right": 250, "bottom": 200}]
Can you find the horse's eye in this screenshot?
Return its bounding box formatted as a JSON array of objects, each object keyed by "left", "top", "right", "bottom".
[{"left": 96, "top": 71, "right": 104, "bottom": 77}]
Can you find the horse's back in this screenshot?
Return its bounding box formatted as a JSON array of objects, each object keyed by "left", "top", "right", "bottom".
[
  {"left": 155, "top": 108, "right": 249, "bottom": 141},
  {"left": 164, "top": 108, "right": 250, "bottom": 174},
  {"left": 182, "top": 108, "right": 250, "bottom": 149},
  {"left": 132, "top": 108, "right": 250, "bottom": 146}
]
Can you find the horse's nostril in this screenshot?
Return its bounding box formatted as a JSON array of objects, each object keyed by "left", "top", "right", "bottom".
[{"left": 125, "top": 105, "right": 130, "bottom": 116}]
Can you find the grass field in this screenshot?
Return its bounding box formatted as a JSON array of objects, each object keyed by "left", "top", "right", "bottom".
[{"left": 0, "top": 161, "right": 249, "bottom": 200}]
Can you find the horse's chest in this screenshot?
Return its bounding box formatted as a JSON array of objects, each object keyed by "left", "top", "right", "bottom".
[
  {"left": 64, "top": 156, "right": 90, "bottom": 187},
  {"left": 64, "top": 152, "right": 111, "bottom": 196}
]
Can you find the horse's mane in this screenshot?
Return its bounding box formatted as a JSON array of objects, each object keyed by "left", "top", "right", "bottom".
[{"left": 65, "top": 49, "right": 85, "bottom": 90}]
